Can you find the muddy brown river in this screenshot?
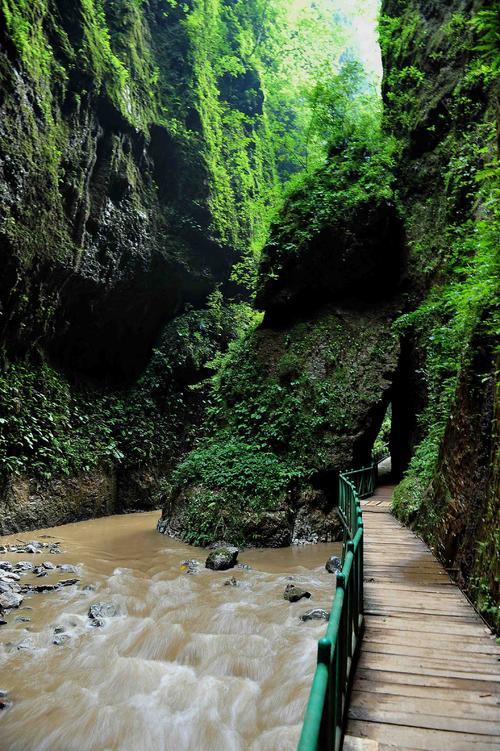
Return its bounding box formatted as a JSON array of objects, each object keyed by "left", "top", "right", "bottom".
[{"left": 0, "top": 512, "right": 340, "bottom": 751}]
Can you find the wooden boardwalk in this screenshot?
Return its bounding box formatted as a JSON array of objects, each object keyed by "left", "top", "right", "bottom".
[{"left": 344, "top": 484, "right": 500, "bottom": 751}]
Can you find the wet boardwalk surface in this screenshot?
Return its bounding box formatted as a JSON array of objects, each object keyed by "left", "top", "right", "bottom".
[{"left": 345, "top": 485, "right": 500, "bottom": 751}]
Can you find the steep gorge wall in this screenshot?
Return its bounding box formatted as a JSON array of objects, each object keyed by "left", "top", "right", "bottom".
[
  {"left": 159, "top": 149, "right": 407, "bottom": 546},
  {"left": 381, "top": 0, "right": 499, "bottom": 626},
  {"left": 0, "top": 0, "right": 275, "bottom": 531}
]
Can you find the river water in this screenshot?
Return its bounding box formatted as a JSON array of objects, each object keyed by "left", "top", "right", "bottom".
[{"left": 0, "top": 512, "right": 340, "bottom": 751}]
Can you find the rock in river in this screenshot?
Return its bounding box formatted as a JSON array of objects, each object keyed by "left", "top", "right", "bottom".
[
  {"left": 88, "top": 602, "right": 118, "bottom": 627},
  {"left": 180, "top": 560, "right": 200, "bottom": 575},
  {"left": 0, "top": 592, "right": 23, "bottom": 610},
  {"left": 300, "top": 608, "right": 330, "bottom": 622},
  {"left": 325, "top": 555, "right": 342, "bottom": 574},
  {"left": 284, "top": 584, "right": 311, "bottom": 603},
  {"left": 205, "top": 546, "right": 239, "bottom": 571}
]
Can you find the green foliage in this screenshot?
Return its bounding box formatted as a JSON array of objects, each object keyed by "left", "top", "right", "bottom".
[
  {"left": 471, "top": 7, "right": 500, "bottom": 75},
  {"left": 171, "top": 433, "right": 301, "bottom": 545},
  {"left": 0, "top": 301, "right": 250, "bottom": 481},
  {"left": 0, "top": 363, "right": 116, "bottom": 479}
]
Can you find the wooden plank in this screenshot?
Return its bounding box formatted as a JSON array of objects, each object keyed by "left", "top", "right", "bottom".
[
  {"left": 346, "top": 720, "right": 500, "bottom": 751},
  {"left": 348, "top": 704, "right": 500, "bottom": 736},
  {"left": 350, "top": 690, "right": 500, "bottom": 724},
  {"left": 355, "top": 667, "right": 500, "bottom": 694},
  {"left": 363, "top": 615, "right": 490, "bottom": 635},
  {"left": 363, "top": 629, "right": 499, "bottom": 655},
  {"left": 360, "top": 640, "right": 500, "bottom": 667},
  {"left": 352, "top": 677, "right": 500, "bottom": 706},
  {"left": 358, "top": 653, "right": 500, "bottom": 682}
]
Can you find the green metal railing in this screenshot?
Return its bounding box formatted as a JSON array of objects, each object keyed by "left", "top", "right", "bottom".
[{"left": 298, "top": 453, "right": 383, "bottom": 751}]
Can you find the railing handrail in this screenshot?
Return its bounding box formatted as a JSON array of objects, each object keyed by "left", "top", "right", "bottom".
[{"left": 297, "top": 452, "right": 383, "bottom": 750}]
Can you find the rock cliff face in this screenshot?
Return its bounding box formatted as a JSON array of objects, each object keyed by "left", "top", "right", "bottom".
[
  {"left": 382, "top": 0, "right": 498, "bottom": 625},
  {"left": 0, "top": 0, "right": 261, "bottom": 379},
  {"left": 159, "top": 159, "right": 406, "bottom": 545},
  {"left": 0, "top": 0, "right": 274, "bottom": 531}
]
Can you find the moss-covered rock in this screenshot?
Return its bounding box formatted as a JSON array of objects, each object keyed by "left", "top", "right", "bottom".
[{"left": 159, "top": 303, "right": 400, "bottom": 546}]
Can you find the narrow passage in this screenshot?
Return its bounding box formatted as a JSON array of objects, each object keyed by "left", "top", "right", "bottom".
[{"left": 345, "top": 485, "right": 500, "bottom": 751}]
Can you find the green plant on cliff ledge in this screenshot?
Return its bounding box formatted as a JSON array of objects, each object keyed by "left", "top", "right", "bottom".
[{"left": 393, "top": 167, "right": 499, "bottom": 530}]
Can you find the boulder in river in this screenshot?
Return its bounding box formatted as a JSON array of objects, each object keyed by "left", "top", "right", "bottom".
[
  {"left": 284, "top": 584, "right": 311, "bottom": 603},
  {"left": 325, "top": 555, "right": 342, "bottom": 574},
  {"left": 14, "top": 562, "right": 33, "bottom": 572},
  {"left": 205, "top": 546, "right": 239, "bottom": 571},
  {"left": 88, "top": 601, "right": 118, "bottom": 627},
  {"left": 223, "top": 577, "right": 238, "bottom": 587},
  {"left": 300, "top": 608, "right": 330, "bottom": 622},
  {"left": 0, "top": 591, "right": 23, "bottom": 610}
]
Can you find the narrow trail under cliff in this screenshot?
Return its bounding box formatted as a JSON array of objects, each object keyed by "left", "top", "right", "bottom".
[
  {"left": 345, "top": 485, "right": 500, "bottom": 751},
  {"left": 0, "top": 513, "right": 342, "bottom": 751}
]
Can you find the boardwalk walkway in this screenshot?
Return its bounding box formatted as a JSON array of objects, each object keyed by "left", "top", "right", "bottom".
[{"left": 344, "top": 484, "right": 500, "bottom": 751}]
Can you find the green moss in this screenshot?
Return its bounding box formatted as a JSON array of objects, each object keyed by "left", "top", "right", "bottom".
[{"left": 168, "top": 305, "right": 397, "bottom": 543}]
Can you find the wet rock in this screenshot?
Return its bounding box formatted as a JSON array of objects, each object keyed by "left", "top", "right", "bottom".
[
  {"left": 58, "top": 564, "right": 78, "bottom": 573},
  {"left": 48, "top": 545, "right": 62, "bottom": 555},
  {"left": 284, "top": 584, "right": 311, "bottom": 603},
  {"left": 0, "top": 580, "right": 21, "bottom": 594},
  {"left": 28, "top": 583, "right": 59, "bottom": 593},
  {"left": 88, "top": 602, "right": 117, "bottom": 626},
  {"left": 0, "top": 619, "right": 7, "bottom": 626},
  {"left": 325, "top": 555, "right": 342, "bottom": 574},
  {"left": 16, "top": 638, "right": 34, "bottom": 650},
  {"left": 0, "top": 698, "right": 11, "bottom": 711},
  {"left": 14, "top": 616, "right": 31, "bottom": 623},
  {"left": 0, "top": 562, "right": 13, "bottom": 572},
  {"left": 35, "top": 568, "right": 48, "bottom": 577},
  {"left": 0, "top": 591, "right": 23, "bottom": 610},
  {"left": 14, "top": 562, "right": 33, "bottom": 572},
  {"left": 54, "top": 626, "right": 65, "bottom": 634},
  {"left": 180, "top": 560, "right": 200, "bottom": 575},
  {"left": 82, "top": 584, "right": 96, "bottom": 592},
  {"left": 42, "top": 561, "right": 56, "bottom": 570},
  {"left": 53, "top": 633, "right": 70, "bottom": 646},
  {"left": 236, "top": 563, "right": 252, "bottom": 571},
  {"left": 0, "top": 571, "right": 20, "bottom": 581},
  {"left": 224, "top": 577, "right": 238, "bottom": 587},
  {"left": 205, "top": 546, "right": 239, "bottom": 571},
  {"left": 58, "top": 579, "right": 79, "bottom": 587},
  {"left": 25, "top": 544, "right": 41, "bottom": 554},
  {"left": 300, "top": 608, "right": 330, "bottom": 622}
]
